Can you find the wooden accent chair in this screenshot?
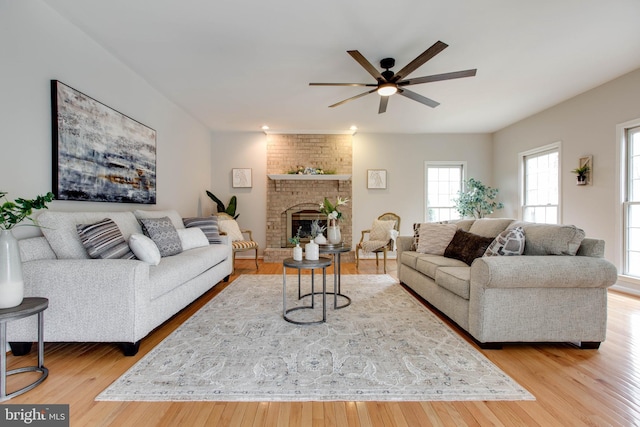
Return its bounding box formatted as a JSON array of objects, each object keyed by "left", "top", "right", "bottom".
[
  {"left": 215, "top": 212, "right": 259, "bottom": 272},
  {"left": 355, "top": 212, "right": 401, "bottom": 273}
]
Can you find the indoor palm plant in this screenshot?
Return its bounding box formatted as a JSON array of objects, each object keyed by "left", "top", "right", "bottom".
[{"left": 0, "top": 191, "right": 54, "bottom": 308}]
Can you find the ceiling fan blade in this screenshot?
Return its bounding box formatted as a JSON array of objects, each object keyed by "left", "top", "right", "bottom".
[
  {"left": 398, "top": 88, "right": 440, "bottom": 108},
  {"left": 392, "top": 41, "right": 448, "bottom": 82},
  {"left": 328, "top": 88, "right": 377, "bottom": 108},
  {"left": 348, "top": 50, "right": 384, "bottom": 81},
  {"left": 378, "top": 96, "right": 389, "bottom": 114},
  {"left": 397, "top": 69, "right": 477, "bottom": 86},
  {"left": 309, "top": 83, "right": 377, "bottom": 87}
]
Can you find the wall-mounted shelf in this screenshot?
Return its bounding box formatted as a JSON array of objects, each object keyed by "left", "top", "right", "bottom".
[{"left": 268, "top": 174, "right": 351, "bottom": 191}]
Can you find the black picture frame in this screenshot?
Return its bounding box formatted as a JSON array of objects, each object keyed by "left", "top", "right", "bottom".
[{"left": 51, "top": 80, "right": 157, "bottom": 204}]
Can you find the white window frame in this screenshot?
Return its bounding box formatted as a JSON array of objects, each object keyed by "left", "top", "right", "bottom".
[
  {"left": 518, "top": 142, "right": 562, "bottom": 223},
  {"left": 424, "top": 161, "right": 466, "bottom": 222},
  {"left": 616, "top": 118, "right": 640, "bottom": 288}
]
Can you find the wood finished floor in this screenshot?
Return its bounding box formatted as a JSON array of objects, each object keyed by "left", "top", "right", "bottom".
[{"left": 4, "top": 259, "right": 640, "bottom": 426}]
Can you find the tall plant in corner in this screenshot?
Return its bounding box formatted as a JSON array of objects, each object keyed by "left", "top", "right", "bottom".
[
  {"left": 453, "top": 178, "right": 504, "bottom": 219},
  {"left": 0, "top": 191, "right": 55, "bottom": 308},
  {"left": 206, "top": 191, "right": 239, "bottom": 219}
]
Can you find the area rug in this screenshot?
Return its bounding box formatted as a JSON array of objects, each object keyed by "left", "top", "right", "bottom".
[{"left": 97, "top": 274, "right": 534, "bottom": 402}]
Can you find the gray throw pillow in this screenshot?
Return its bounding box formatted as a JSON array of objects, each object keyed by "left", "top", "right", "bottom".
[
  {"left": 182, "top": 216, "right": 223, "bottom": 244},
  {"left": 76, "top": 218, "right": 136, "bottom": 260},
  {"left": 139, "top": 217, "right": 182, "bottom": 257}
]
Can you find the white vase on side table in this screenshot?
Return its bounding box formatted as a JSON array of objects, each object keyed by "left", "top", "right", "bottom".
[{"left": 0, "top": 230, "right": 24, "bottom": 309}]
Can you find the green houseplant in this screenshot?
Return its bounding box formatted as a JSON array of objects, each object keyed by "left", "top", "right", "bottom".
[
  {"left": 206, "top": 191, "right": 239, "bottom": 219},
  {"left": 571, "top": 164, "right": 590, "bottom": 185},
  {"left": 453, "top": 178, "right": 504, "bottom": 219},
  {"left": 0, "top": 191, "right": 54, "bottom": 308}
]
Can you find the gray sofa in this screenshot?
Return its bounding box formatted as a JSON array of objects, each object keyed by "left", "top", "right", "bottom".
[
  {"left": 8, "top": 210, "right": 233, "bottom": 356},
  {"left": 397, "top": 218, "right": 618, "bottom": 349}
]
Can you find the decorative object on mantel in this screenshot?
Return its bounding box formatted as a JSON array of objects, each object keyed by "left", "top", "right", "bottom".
[
  {"left": 367, "top": 169, "right": 387, "bottom": 189},
  {"left": 287, "top": 166, "right": 335, "bottom": 175},
  {"left": 572, "top": 156, "right": 592, "bottom": 186},
  {"left": 232, "top": 168, "right": 252, "bottom": 188},
  {"left": 0, "top": 191, "right": 54, "bottom": 308},
  {"left": 319, "top": 197, "right": 348, "bottom": 244},
  {"left": 206, "top": 191, "right": 239, "bottom": 219},
  {"left": 51, "top": 80, "right": 157, "bottom": 204},
  {"left": 289, "top": 226, "right": 303, "bottom": 261},
  {"left": 453, "top": 178, "right": 504, "bottom": 219}
]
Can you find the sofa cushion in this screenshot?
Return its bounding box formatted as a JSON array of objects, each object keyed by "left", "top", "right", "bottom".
[
  {"left": 416, "top": 223, "right": 457, "bottom": 255},
  {"left": 415, "top": 255, "right": 468, "bottom": 279},
  {"left": 134, "top": 209, "right": 185, "bottom": 230},
  {"left": 444, "top": 229, "right": 494, "bottom": 266},
  {"left": 484, "top": 226, "right": 525, "bottom": 257},
  {"left": 183, "top": 216, "right": 223, "bottom": 244},
  {"left": 509, "top": 221, "right": 585, "bottom": 255},
  {"left": 128, "top": 233, "right": 161, "bottom": 265},
  {"left": 435, "top": 266, "right": 471, "bottom": 300},
  {"left": 400, "top": 251, "right": 422, "bottom": 270},
  {"left": 76, "top": 218, "right": 136, "bottom": 260},
  {"left": 139, "top": 217, "right": 183, "bottom": 257},
  {"left": 37, "top": 211, "right": 142, "bottom": 259},
  {"left": 148, "top": 245, "right": 229, "bottom": 301},
  {"left": 177, "top": 228, "right": 209, "bottom": 251},
  {"left": 468, "top": 218, "right": 515, "bottom": 238}
]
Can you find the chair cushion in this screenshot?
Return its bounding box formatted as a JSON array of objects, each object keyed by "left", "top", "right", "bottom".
[
  {"left": 232, "top": 240, "right": 258, "bottom": 250},
  {"left": 444, "top": 229, "right": 494, "bottom": 266},
  {"left": 370, "top": 219, "right": 396, "bottom": 241},
  {"left": 139, "top": 217, "right": 183, "bottom": 257},
  {"left": 219, "top": 219, "right": 245, "bottom": 242},
  {"left": 76, "top": 218, "right": 136, "bottom": 260}
]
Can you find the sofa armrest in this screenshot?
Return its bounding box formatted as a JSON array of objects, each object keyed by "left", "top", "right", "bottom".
[
  {"left": 471, "top": 255, "right": 617, "bottom": 290},
  {"left": 396, "top": 236, "right": 415, "bottom": 278},
  {"left": 9, "top": 259, "right": 149, "bottom": 342}
]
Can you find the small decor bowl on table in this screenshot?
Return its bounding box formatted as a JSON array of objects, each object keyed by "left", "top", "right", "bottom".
[{"left": 0, "top": 191, "right": 54, "bottom": 308}]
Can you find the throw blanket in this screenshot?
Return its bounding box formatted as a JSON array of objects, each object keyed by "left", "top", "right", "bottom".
[{"left": 361, "top": 230, "right": 399, "bottom": 253}]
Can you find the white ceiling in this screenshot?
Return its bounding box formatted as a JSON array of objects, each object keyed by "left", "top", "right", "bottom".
[{"left": 43, "top": 0, "right": 640, "bottom": 134}]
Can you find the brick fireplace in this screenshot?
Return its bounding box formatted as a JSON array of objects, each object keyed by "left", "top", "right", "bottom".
[{"left": 263, "top": 133, "right": 354, "bottom": 263}]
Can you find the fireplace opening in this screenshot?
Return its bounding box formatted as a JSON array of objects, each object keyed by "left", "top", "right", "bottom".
[{"left": 286, "top": 209, "right": 327, "bottom": 247}]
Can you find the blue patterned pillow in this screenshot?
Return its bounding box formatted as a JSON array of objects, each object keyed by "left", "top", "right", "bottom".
[{"left": 139, "top": 217, "right": 182, "bottom": 257}]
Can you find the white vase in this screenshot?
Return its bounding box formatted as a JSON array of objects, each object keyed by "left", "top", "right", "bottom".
[
  {"left": 305, "top": 240, "right": 319, "bottom": 260},
  {"left": 314, "top": 234, "right": 327, "bottom": 245},
  {"left": 293, "top": 244, "right": 303, "bottom": 261},
  {"left": 327, "top": 225, "right": 341, "bottom": 244},
  {"left": 0, "top": 230, "right": 24, "bottom": 309}
]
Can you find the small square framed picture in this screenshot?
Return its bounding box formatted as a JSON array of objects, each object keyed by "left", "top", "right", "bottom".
[
  {"left": 367, "top": 169, "right": 387, "bottom": 189},
  {"left": 232, "top": 168, "right": 252, "bottom": 188}
]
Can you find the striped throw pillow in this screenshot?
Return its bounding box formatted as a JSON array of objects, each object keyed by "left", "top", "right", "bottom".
[
  {"left": 76, "top": 218, "right": 136, "bottom": 260},
  {"left": 182, "top": 216, "right": 223, "bottom": 244}
]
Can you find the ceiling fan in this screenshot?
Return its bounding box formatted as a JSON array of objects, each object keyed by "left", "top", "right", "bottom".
[{"left": 309, "top": 40, "right": 477, "bottom": 114}]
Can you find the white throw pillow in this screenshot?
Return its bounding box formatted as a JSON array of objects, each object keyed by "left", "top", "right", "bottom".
[
  {"left": 416, "top": 223, "right": 457, "bottom": 255},
  {"left": 218, "top": 219, "right": 245, "bottom": 242},
  {"left": 177, "top": 228, "right": 210, "bottom": 251},
  {"left": 128, "top": 234, "right": 161, "bottom": 265},
  {"left": 369, "top": 219, "right": 396, "bottom": 241}
]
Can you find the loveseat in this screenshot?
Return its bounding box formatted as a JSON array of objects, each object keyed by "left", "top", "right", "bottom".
[
  {"left": 8, "top": 209, "right": 233, "bottom": 356},
  {"left": 397, "top": 218, "right": 618, "bottom": 349}
]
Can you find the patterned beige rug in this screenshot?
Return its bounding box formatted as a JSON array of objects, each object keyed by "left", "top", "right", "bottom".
[{"left": 97, "top": 274, "right": 534, "bottom": 402}]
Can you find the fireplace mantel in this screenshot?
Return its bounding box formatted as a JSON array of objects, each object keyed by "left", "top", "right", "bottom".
[{"left": 268, "top": 174, "right": 351, "bottom": 181}]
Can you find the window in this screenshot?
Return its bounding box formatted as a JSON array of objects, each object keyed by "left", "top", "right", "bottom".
[
  {"left": 520, "top": 143, "right": 560, "bottom": 224},
  {"left": 624, "top": 126, "right": 640, "bottom": 277},
  {"left": 425, "top": 162, "right": 465, "bottom": 222}
]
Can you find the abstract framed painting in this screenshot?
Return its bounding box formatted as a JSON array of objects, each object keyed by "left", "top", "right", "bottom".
[{"left": 51, "top": 80, "right": 157, "bottom": 204}]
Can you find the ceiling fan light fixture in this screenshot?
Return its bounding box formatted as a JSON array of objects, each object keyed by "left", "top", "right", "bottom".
[{"left": 377, "top": 83, "right": 397, "bottom": 96}]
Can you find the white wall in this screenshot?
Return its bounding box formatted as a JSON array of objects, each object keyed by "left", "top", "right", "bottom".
[
  {"left": 0, "top": 1, "right": 212, "bottom": 238},
  {"left": 492, "top": 68, "right": 640, "bottom": 280},
  {"left": 210, "top": 131, "right": 494, "bottom": 256}
]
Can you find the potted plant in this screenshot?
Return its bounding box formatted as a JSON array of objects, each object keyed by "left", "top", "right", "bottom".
[
  {"left": 0, "top": 191, "right": 54, "bottom": 308},
  {"left": 453, "top": 178, "right": 504, "bottom": 219},
  {"left": 289, "top": 226, "right": 303, "bottom": 261},
  {"left": 571, "top": 164, "right": 590, "bottom": 185},
  {"left": 206, "top": 191, "right": 239, "bottom": 219}
]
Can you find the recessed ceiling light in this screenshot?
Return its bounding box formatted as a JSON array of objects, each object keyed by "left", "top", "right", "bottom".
[
  {"left": 350, "top": 125, "right": 358, "bottom": 131},
  {"left": 261, "top": 125, "right": 269, "bottom": 130}
]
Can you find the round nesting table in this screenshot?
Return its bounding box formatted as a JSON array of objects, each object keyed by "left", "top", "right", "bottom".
[
  {"left": 0, "top": 297, "right": 49, "bottom": 401},
  {"left": 282, "top": 257, "right": 332, "bottom": 325},
  {"left": 318, "top": 244, "right": 352, "bottom": 309}
]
